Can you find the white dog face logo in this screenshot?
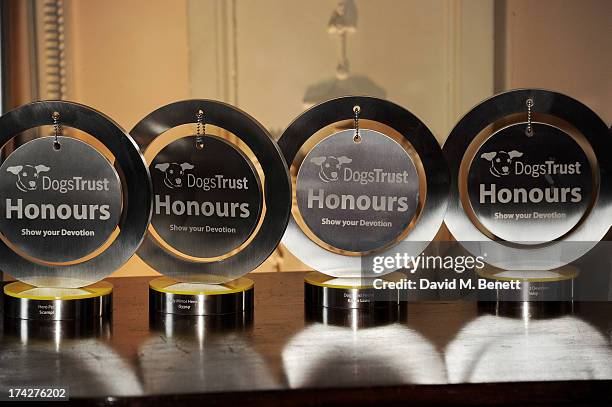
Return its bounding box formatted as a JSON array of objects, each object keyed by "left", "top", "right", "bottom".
[
  {"left": 310, "top": 156, "right": 352, "bottom": 182},
  {"left": 6, "top": 164, "right": 50, "bottom": 192},
  {"left": 480, "top": 150, "right": 523, "bottom": 177},
  {"left": 154, "top": 162, "right": 194, "bottom": 189}
]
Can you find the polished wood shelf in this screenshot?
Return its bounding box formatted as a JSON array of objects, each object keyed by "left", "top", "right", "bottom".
[{"left": 2, "top": 272, "right": 612, "bottom": 406}]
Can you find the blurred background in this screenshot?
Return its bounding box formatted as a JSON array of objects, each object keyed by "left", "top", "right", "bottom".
[{"left": 1, "top": 0, "right": 610, "bottom": 277}]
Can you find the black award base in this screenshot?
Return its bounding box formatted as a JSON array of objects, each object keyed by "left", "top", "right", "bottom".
[
  {"left": 304, "top": 271, "right": 405, "bottom": 310},
  {"left": 149, "top": 276, "right": 254, "bottom": 316},
  {"left": 477, "top": 266, "right": 577, "bottom": 302},
  {"left": 3, "top": 281, "right": 112, "bottom": 321}
]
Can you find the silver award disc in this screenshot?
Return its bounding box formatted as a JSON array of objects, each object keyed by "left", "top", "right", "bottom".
[
  {"left": 0, "top": 136, "right": 122, "bottom": 263},
  {"left": 467, "top": 123, "right": 592, "bottom": 244},
  {"left": 295, "top": 129, "right": 419, "bottom": 253},
  {"left": 150, "top": 136, "right": 262, "bottom": 258}
]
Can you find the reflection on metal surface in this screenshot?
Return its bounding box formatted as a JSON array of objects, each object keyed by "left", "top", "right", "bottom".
[
  {"left": 139, "top": 311, "right": 279, "bottom": 394},
  {"left": 0, "top": 318, "right": 142, "bottom": 397},
  {"left": 445, "top": 313, "right": 612, "bottom": 382},
  {"left": 3, "top": 315, "right": 111, "bottom": 342},
  {"left": 477, "top": 300, "right": 575, "bottom": 320},
  {"left": 282, "top": 322, "right": 446, "bottom": 387},
  {"left": 305, "top": 303, "right": 406, "bottom": 329},
  {"left": 149, "top": 309, "right": 253, "bottom": 334}
]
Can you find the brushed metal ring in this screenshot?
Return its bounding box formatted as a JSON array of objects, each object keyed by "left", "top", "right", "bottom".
[
  {"left": 443, "top": 88, "right": 612, "bottom": 270},
  {"left": 278, "top": 96, "right": 449, "bottom": 277},
  {"left": 131, "top": 99, "right": 291, "bottom": 283},
  {"left": 0, "top": 100, "right": 152, "bottom": 287}
]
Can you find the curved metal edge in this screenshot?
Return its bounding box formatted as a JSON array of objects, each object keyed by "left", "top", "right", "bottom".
[
  {"left": 278, "top": 96, "right": 449, "bottom": 276},
  {"left": 130, "top": 99, "right": 291, "bottom": 282},
  {"left": 443, "top": 88, "right": 612, "bottom": 269},
  {"left": 0, "top": 100, "right": 152, "bottom": 287}
]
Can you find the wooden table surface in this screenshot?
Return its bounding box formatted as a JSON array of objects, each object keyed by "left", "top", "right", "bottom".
[{"left": 2, "top": 272, "right": 612, "bottom": 406}]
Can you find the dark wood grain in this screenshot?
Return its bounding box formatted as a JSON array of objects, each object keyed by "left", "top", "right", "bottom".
[{"left": 2, "top": 272, "right": 612, "bottom": 406}]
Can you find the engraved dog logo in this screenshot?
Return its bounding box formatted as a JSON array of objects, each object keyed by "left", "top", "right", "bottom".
[
  {"left": 480, "top": 151, "right": 523, "bottom": 177},
  {"left": 310, "top": 156, "right": 352, "bottom": 182},
  {"left": 154, "top": 162, "right": 194, "bottom": 189},
  {"left": 6, "top": 164, "right": 50, "bottom": 192}
]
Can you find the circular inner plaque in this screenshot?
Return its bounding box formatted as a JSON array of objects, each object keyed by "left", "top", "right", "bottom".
[
  {"left": 295, "top": 129, "right": 419, "bottom": 253},
  {"left": 150, "top": 135, "right": 262, "bottom": 258},
  {"left": 467, "top": 123, "right": 593, "bottom": 244},
  {"left": 0, "top": 136, "right": 122, "bottom": 263}
]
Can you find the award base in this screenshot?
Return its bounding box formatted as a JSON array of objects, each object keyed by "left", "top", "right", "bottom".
[
  {"left": 150, "top": 307, "right": 253, "bottom": 334},
  {"left": 149, "top": 277, "right": 254, "bottom": 316},
  {"left": 3, "top": 281, "right": 112, "bottom": 321},
  {"left": 477, "top": 266, "right": 578, "bottom": 302},
  {"left": 305, "top": 303, "right": 406, "bottom": 328},
  {"left": 304, "top": 271, "right": 405, "bottom": 310}
]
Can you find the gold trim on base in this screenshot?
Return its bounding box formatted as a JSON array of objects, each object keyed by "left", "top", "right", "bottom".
[
  {"left": 149, "top": 276, "right": 254, "bottom": 296},
  {"left": 4, "top": 281, "right": 113, "bottom": 301},
  {"left": 304, "top": 271, "right": 405, "bottom": 289},
  {"left": 477, "top": 265, "right": 579, "bottom": 283}
]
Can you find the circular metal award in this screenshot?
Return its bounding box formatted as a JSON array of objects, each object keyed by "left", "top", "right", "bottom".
[
  {"left": 279, "top": 96, "right": 449, "bottom": 308},
  {"left": 0, "top": 136, "right": 122, "bottom": 263},
  {"left": 149, "top": 136, "right": 262, "bottom": 259},
  {"left": 0, "top": 101, "right": 152, "bottom": 320},
  {"left": 444, "top": 89, "right": 612, "bottom": 271},
  {"left": 131, "top": 100, "right": 291, "bottom": 315},
  {"left": 467, "top": 123, "right": 593, "bottom": 244},
  {"left": 295, "top": 129, "right": 420, "bottom": 254}
]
